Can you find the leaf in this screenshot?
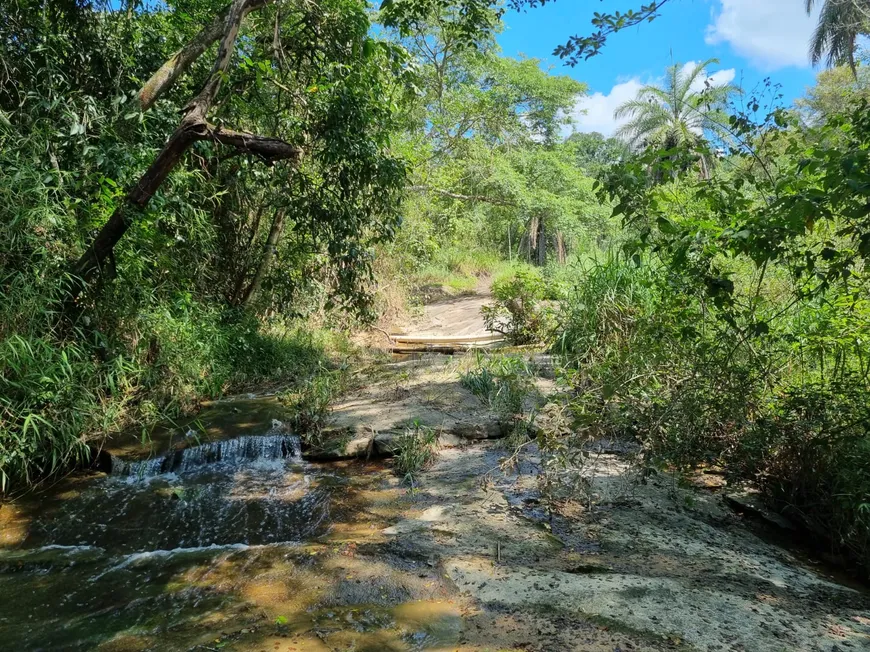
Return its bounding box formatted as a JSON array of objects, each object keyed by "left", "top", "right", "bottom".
[
  {"left": 656, "top": 216, "right": 677, "bottom": 234},
  {"left": 363, "top": 38, "right": 375, "bottom": 59}
]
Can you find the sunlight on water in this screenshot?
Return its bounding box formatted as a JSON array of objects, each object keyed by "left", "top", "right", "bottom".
[{"left": 0, "top": 423, "right": 457, "bottom": 651}]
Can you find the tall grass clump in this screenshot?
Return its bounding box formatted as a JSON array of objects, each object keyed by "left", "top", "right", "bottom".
[
  {"left": 394, "top": 422, "right": 439, "bottom": 483},
  {"left": 551, "top": 252, "right": 870, "bottom": 570}
]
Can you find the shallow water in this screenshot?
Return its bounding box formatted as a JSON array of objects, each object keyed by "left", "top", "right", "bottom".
[
  {"left": 0, "top": 432, "right": 459, "bottom": 651},
  {"left": 4, "top": 395, "right": 869, "bottom": 651}
]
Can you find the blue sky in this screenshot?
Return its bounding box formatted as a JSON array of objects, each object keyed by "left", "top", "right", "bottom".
[{"left": 497, "top": 0, "right": 825, "bottom": 135}]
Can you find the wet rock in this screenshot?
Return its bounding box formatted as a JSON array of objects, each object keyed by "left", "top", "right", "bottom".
[
  {"left": 725, "top": 490, "right": 797, "bottom": 531},
  {"left": 304, "top": 429, "right": 372, "bottom": 460},
  {"left": 451, "top": 419, "right": 510, "bottom": 440},
  {"left": 373, "top": 431, "right": 399, "bottom": 456}
]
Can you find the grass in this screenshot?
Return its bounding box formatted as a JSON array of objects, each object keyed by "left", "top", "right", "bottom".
[
  {"left": 279, "top": 366, "right": 347, "bottom": 446},
  {"left": 393, "top": 422, "right": 440, "bottom": 483},
  {"left": 460, "top": 352, "right": 535, "bottom": 416},
  {"left": 546, "top": 252, "right": 870, "bottom": 571},
  {"left": 408, "top": 248, "right": 523, "bottom": 300},
  {"left": 0, "top": 305, "right": 349, "bottom": 492}
]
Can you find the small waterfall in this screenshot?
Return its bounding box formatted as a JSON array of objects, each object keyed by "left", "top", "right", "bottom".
[{"left": 112, "top": 427, "right": 302, "bottom": 478}]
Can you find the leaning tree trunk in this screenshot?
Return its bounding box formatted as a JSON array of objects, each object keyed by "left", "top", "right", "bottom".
[
  {"left": 137, "top": 0, "right": 272, "bottom": 111},
  {"left": 65, "top": 0, "right": 300, "bottom": 313},
  {"left": 239, "top": 208, "right": 287, "bottom": 307}
]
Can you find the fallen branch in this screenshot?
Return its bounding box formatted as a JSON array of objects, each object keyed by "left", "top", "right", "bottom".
[{"left": 206, "top": 125, "right": 302, "bottom": 163}]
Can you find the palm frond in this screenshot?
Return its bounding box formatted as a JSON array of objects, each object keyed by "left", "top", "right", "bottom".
[
  {"left": 612, "top": 59, "right": 738, "bottom": 153},
  {"left": 807, "top": 0, "right": 867, "bottom": 74}
]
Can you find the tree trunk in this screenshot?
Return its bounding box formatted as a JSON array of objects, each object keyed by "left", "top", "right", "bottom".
[
  {"left": 65, "top": 0, "right": 301, "bottom": 312},
  {"left": 68, "top": 124, "right": 199, "bottom": 297},
  {"left": 535, "top": 217, "right": 546, "bottom": 266},
  {"left": 556, "top": 230, "right": 566, "bottom": 264},
  {"left": 239, "top": 208, "right": 286, "bottom": 307},
  {"left": 137, "top": 0, "right": 272, "bottom": 111}
]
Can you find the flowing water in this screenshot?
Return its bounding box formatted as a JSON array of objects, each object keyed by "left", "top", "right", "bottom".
[
  {"left": 3, "top": 396, "right": 870, "bottom": 652},
  {"left": 0, "top": 414, "right": 461, "bottom": 651}
]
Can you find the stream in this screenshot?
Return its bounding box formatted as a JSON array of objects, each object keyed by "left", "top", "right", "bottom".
[
  {"left": 2, "top": 389, "right": 870, "bottom": 652},
  {"left": 0, "top": 412, "right": 459, "bottom": 651}
]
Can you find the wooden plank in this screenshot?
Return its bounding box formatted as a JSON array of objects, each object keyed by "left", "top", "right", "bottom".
[
  {"left": 389, "top": 341, "right": 503, "bottom": 354},
  {"left": 390, "top": 333, "right": 503, "bottom": 344}
]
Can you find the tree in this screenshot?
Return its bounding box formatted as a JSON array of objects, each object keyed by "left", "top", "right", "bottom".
[
  {"left": 796, "top": 51, "right": 870, "bottom": 121},
  {"left": 613, "top": 59, "right": 737, "bottom": 176},
  {"left": 806, "top": 0, "right": 870, "bottom": 74},
  {"left": 383, "top": 0, "right": 676, "bottom": 63},
  {"left": 51, "top": 0, "right": 415, "bottom": 318},
  {"left": 565, "top": 131, "right": 628, "bottom": 176},
  {"left": 386, "top": 3, "right": 590, "bottom": 266}
]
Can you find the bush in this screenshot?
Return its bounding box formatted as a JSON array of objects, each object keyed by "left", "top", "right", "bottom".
[
  {"left": 741, "top": 380, "right": 870, "bottom": 563},
  {"left": 0, "top": 301, "right": 332, "bottom": 490},
  {"left": 482, "top": 269, "right": 556, "bottom": 345},
  {"left": 460, "top": 353, "right": 534, "bottom": 416},
  {"left": 551, "top": 254, "right": 870, "bottom": 569},
  {"left": 0, "top": 334, "right": 140, "bottom": 490},
  {"left": 280, "top": 365, "right": 347, "bottom": 445}
]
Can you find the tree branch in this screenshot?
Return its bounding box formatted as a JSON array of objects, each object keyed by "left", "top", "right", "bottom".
[
  {"left": 67, "top": 0, "right": 301, "bottom": 311},
  {"left": 205, "top": 125, "right": 303, "bottom": 163},
  {"left": 137, "top": 0, "right": 273, "bottom": 111}
]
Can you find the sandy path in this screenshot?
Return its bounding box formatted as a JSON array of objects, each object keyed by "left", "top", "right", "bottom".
[{"left": 393, "top": 278, "right": 495, "bottom": 341}]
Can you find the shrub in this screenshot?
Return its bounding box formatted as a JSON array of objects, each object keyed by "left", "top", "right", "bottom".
[
  {"left": 280, "top": 365, "right": 347, "bottom": 445},
  {"left": 482, "top": 269, "right": 555, "bottom": 345},
  {"left": 551, "top": 253, "right": 870, "bottom": 569},
  {"left": 740, "top": 380, "right": 870, "bottom": 564},
  {"left": 460, "top": 353, "right": 535, "bottom": 416},
  {"left": 0, "top": 333, "right": 141, "bottom": 490}
]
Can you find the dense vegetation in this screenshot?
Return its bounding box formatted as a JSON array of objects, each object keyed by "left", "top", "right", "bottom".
[{"left": 3, "top": 0, "right": 870, "bottom": 572}]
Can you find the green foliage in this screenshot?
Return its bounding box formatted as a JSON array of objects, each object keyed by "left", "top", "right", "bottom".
[
  {"left": 0, "top": 311, "right": 330, "bottom": 490},
  {"left": 385, "top": 7, "right": 602, "bottom": 279},
  {"left": 566, "top": 131, "right": 629, "bottom": 177},
  {"left": 0, "top": 0, "right": 411, "bottom": 489},
  {"left": 280, "top": 365, "right": 348, "bottom": 445},
  {"left": 481, "top": 270, "right": 556, "bottom": 345},
  {"left": 805, "top": 0, "right": 869, "bottom": 70},
  {"left": 582, "top": 273, "right": 870, "bottom": 564},
  {"left": 0, "top": 334, "right": 136, "bottom": 491},
  {"left": 796, "top": 52, "right": 870, "bottom": 121},
  {"left": 393, "top": 422, "right": 439, "bottom": 482},
  {"left": 381, "top": 0, "right": 676, "bottom": 64},
  {"left": 742, "top": 379, "right": 870, "bottom": 561},
  {"left": 554, "top": 89, "right": 870, "bottom": 567},
  {"left": 460, "top": 353, "right": 534, "bottom": 416},
  {"left": 613, "top": 58, "right": 737, "bottom": 168}
]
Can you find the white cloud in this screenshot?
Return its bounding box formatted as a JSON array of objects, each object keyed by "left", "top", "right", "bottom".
[
  {"left": 567, "top": 63, "right": 736, "bottom": 136},
  {"left": 567, "top": 78, "right": 644, "bottom": 136},
  {"left": 682, "top": 61, "right": 737, "bottom": 93},
  {"left": 706, "top": 0, "right": 821, "bottom": 70}
]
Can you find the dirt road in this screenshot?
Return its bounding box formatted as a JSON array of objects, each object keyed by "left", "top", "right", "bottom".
[{"left": 389, "top": 280, "right": 499, "bottom": 352}]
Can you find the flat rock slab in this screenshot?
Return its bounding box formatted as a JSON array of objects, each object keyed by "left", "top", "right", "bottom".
[
  {"left": 394, "top": 293, "right": 495, "bottom": 340},
  {"left": 307, "top": 354, "right": 539, "bottom": 459},
  {"left": 378, "top": 445, "right": 870, "bottom": 652}
]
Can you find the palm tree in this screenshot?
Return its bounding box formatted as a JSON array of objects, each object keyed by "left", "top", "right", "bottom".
[
  {"left": 613, "top": 59, "right": 737, "bottom": 177},
  {"left": 614, "top": 59, "right": 736, "bottom": 151},
  {"left": 806, "top": 1, "right": 870, "bottom": 75}
]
